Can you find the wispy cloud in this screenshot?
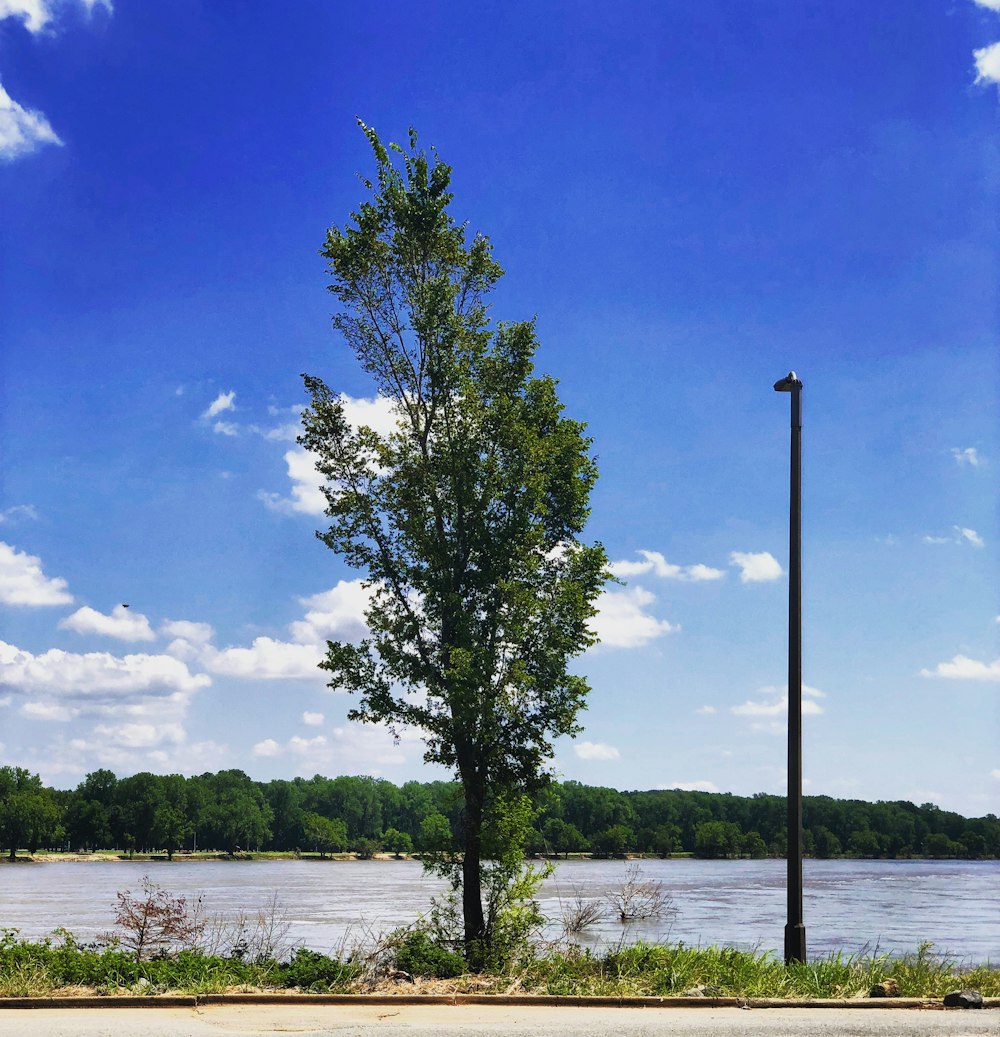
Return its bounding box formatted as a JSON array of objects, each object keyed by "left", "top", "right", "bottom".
[
  {"left": 252, "top": 724, "right": 419, "bottom": 775},
  {"left": 951, "top": 446, "right": 984, "bottom": 467},
  {"left": 202, "top": 390, "right": 236, "bottom": 421},
  {"left": 659, "top": 780, "right": 719, "bottom": 793},
  {"left": 0, "top": 504, "right": 39, "bottom": 524},
  {"left": 731, "top": 684, "right": 825, "bottom": 733},
  {"left": 695, "top": 705, "right": 717, "bottom": 715},
  {"left": 160, "top": 619, "right": 215, "bottom": 645},
  {"left": 923, "top": 526, "right": 984, "bottom": 548},
  {"left": 920, "top": 655, "right": 1000, "bottom": 681},
  {"left": 610, "top": 550, "right": 725, "bottom": 582},
  {"left": 729, "top": 551, "right": 783, "bottom": 583},
  {"left": 0, "top": 541, "right": 72, "bottom": 606},
  {"left": 21, "top": 701, "right": 76, "bottom": 722}
]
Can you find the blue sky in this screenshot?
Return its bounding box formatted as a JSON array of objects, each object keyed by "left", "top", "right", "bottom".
[{"left": 1, "top": 0, "right": 997, "bottom": 816}]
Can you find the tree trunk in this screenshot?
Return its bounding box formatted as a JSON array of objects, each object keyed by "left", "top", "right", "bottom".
[{"left": 461, "top": 778, "right": 486, "bottom": 969}]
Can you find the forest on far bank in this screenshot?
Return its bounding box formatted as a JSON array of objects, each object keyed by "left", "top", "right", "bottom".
[{"left": 1, "top": 765, "right": 997, "bottom": 861}]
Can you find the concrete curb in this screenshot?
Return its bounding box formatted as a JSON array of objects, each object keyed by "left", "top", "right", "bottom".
[{"left": 0, "top": 994, "right": 997, "bottom": 1010}]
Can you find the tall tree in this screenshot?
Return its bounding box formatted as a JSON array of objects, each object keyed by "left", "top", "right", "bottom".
[
  {"left": 0, "top": 767, "right": 59, "bottom": 858},
  {"left": 301, "top": 123, "right": 607, "bottom": 966}
]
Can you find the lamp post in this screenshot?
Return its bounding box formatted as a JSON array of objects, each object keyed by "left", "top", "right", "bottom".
[{"left": 773, "top": 370, "right": 806, "bottom": 965}]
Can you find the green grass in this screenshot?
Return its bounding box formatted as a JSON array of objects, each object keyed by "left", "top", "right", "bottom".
[
  {"left": 519, "top": 941, "right": 1000, "bottom": 999},
  {"left": 0, "top": 929, "right": 995, "bottom": 999}
]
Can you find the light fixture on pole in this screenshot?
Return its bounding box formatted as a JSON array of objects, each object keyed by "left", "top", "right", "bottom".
[{"left": 773, "top": 370, "right": 806, "bottom": 965}]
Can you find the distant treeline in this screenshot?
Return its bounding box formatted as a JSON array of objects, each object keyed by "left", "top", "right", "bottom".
[{"left": 1, "top": 765, "right": 997, "bottom": 861}]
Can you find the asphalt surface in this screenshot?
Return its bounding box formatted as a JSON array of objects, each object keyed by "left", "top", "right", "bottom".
[{"left": 0, "top": 1005, "right": 997, "bottom": 1036}]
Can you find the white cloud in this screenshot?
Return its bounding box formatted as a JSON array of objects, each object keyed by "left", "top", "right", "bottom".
[
  {"left": 0, "top": 0, "right": 111, "bottom": 33},
  {"left": 204, "top": 636, "right": 324, "bottom": 681},
  {"left": 0, "top": 1, "right": 111, "bottom": 162},
  {"left": 259, "top": 447, "right": 327, "bottom": 515},
  {"left": 0, "top": 640, "right": 209, "bottom": 700},
  {"left": 160, "top": 619, "right": 215, "bottom": 644},
  {"left": 990, "top": 769, "right": 1000, "bottom": 780},
  {"left": 920, "top": 655, "right": 1000, "bottom": 681},
  {"left": 731, "top": 684, "right": 825, "bottom": 731},
  {"left": 729, "top": 551, "right": 783, "bottom": 583},
  {"left": 951, "top": 447, "right": 983, "bottom": 467},
  {"left": 260, "top": 394, "right": 401, "bottom": 515},
  {"left": 695, "top": 705, "right": 717, "bottom": 715},
  {"left": 59, "top": 604, "right": 155, "bottom": 642},
  {"left": 609, "top": 550, "right": 725, "bottom": 582},
  {"left": 288, "top": 734, "right": 328, "bottom": 756},
  {"left": 212, "top": 420, "right": 239, "bottom": 437},
  {"left": 252, "top": 724, "right": 418, "bottom": 774},
  {"left": 183, "top": 583, "right": 367, "bottom": 682},
  {"left": 260, "top": 422, "right": 300, "bottom": 443},
  {"left": 732, "top": 696, "right": 824, "bottom": 718},
  {"left": 0, "top": 83, "right": 58, "bottom": 163},
  {"left": 289, "top": 581, "right": 371, "bottom": 644},
  {"left": 0, "top": 541, "right": 73, "bottom": 606},
  {"left": 20, "top": 700, "right": 75, "bottom": 722},
  {"left": 144, "top": 740, "right": 229, "bottom": 774},
  {"left": 923, "top": 526, "right": 985, "bottom": 548},
  {"left": 2, "top": 645, "right": 203, "bottom": 770},
  {"left": 0, "top": 504, "right": 39, "bottom": 524},
  {"left": 974, "top": 40, "right": 1000, "bottom": 85},
  {"left": 302, "top": 711, "right": 324, "bottom": 727},
  {"left": 573, "top": 741, "right": 620, "bottom": 760},
  {"left": 749, "top": 720, "right": 786, "bottom": 736},
  {"left": 92, "top": 721, "right": 183, "bottom": 749},
  {"left": 202, "top": 391, "right": 236, "bottom": 420},
  {"left": 337, "top": 393, "right": 401, "bottom": 437},
  {"left": 973, "top": 0, "right": 1000, "bottom": 10},
  {"left": 589, "top": 586, "right": 677, "bottom": 648},
  {"left": 660, "top": 780, "right": 719, "bottom": 793}
]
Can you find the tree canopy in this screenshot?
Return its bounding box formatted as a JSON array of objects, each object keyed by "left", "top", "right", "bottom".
[{"left": 300, "top": 123, "right": 608, "bottom": 965}]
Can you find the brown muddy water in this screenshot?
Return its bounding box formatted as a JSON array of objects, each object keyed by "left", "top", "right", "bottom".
[{"left": 1, "top": 858, "right": 996, "bottom": 962}]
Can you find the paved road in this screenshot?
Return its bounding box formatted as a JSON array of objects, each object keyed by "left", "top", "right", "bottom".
[{"left": 0, "top": 1005, "right": 996, "bottom": 1036}]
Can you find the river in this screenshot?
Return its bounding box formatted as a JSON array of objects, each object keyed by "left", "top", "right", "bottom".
[{"left": 1, "top": 858, "right": 996, "bottom": 963}]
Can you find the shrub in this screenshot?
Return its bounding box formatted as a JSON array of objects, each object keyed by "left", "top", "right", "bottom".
[
  {"left": 275, "top": 948, "right": 357, "bottom": 991},
  {"left": 392, "top": 930, "right": 466, "bottom": 979}
]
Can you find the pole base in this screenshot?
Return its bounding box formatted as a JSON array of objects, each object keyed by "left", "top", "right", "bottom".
[{"left": 784, "top": 923, "right": 806, "bottom": 965}]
